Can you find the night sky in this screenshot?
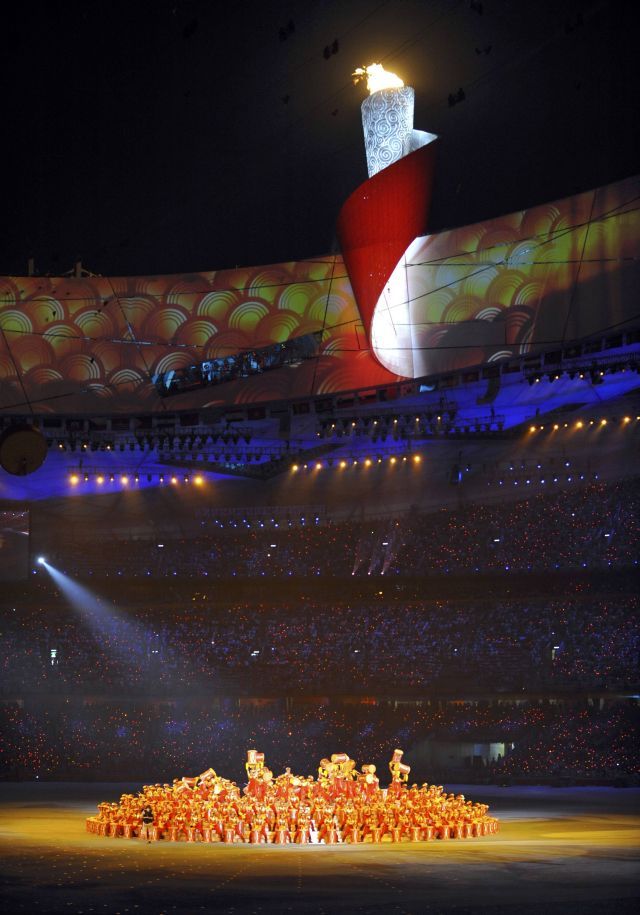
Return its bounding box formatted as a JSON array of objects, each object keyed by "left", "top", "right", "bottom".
[{"left": 3, "top": 0, "right": 638, "bottom": 278}]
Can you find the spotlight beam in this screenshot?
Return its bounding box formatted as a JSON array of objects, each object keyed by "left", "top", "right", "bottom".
[{"left": 36, "top": 561, "right": 146, "bottom": 657}]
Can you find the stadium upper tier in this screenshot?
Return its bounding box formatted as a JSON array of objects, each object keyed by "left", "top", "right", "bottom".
[{"left": 1, "top": 174, "right": 638, "bottom": 417}]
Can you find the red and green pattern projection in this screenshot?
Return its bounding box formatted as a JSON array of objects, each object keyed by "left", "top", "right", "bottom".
[
  {"left": 0, "top": 175, "right": 637, "bottom": 414},
  {"left": 0, "top": 258, "right": 395, "bottom": 414}
]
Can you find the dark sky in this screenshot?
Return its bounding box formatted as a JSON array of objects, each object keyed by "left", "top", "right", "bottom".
[{"left": 3, "top": 0, "right": 638, "bottom": 277}]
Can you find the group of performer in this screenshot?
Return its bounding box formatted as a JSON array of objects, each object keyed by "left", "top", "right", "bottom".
[{"left": 87, "top": 748, "right": 498, "bottom": 844}]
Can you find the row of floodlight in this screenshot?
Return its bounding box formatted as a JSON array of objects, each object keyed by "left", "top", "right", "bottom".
[
  {"left": 317, "top": 414, "right": 513, "bottom": 439},
  {"left": 52, "top": 432, "right": 252, "bottom": 453},
  {"left": 487, "top": 472, "right": 599, "bottom": 487},
  {"left": 157, "top": 450, "right": 273, "bottom": 464},
  {"left": 319, "top": 410, "right": 457, "bottom": 433},
  {"left": 504, "top": 459, "right": 574, "bottom": 472},
  {"left": 206, "top": 515, "right": 321, "bottom": 529},
  {"left": 68, "top": 472, "right": 206, "bottom": 486},
  {"left": 291, "top": 455, "right": 422, "bottom": 472},
  {"left": 526, "top": 362, "right": 639, "bottom": 385},
  {"left": 66, "top": 456, "right": 425, "bottom": 484},
  {"left": 527, "top": 416, "right": 638, "bottom": 432},
  {"left": 321, "top": 421, "right": 505, "bottom": 439}
]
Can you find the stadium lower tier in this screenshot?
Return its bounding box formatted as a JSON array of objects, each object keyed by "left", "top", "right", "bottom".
[
  {"left": 2, "top": 698, "right": 637, "bottom": 784},
  {"left": 2, "top": 592, "right": 638, "bottom": 695}
]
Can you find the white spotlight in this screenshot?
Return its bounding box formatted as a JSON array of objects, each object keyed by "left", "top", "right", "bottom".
[{"left": 37, "top": 556, "right": 46, "bottom": 565}]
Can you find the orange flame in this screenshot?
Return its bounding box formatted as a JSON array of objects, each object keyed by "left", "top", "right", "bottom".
[{"left": 353, "top": 63, "right": 404, "bottom": 94}]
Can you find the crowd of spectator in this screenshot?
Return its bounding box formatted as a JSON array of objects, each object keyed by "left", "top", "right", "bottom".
[
  {"left": 3, "top": 477, "right": 637, "bottom": 785},
  {"left": 491, "top": 701, "right": 639, "bottom": 780},
  {"left": 35, "top": 479, "right": 640, "bottom": 579},
  {"left": 0, "top": 698, "right": 636, "bottom": 784},
  {"left": 1, "top": 594, "right": 637, "bottom": 696}
]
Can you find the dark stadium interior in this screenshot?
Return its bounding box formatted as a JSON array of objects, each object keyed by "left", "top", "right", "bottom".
[
  {"left": 2, "top": 1, "right": 640, "bottom": 913},
  {"left": 2, "top": 372, "right": 639, "bottom": 912}
]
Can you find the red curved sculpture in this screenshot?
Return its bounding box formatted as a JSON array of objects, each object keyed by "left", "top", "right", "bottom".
[{"left": 336, "top": 141, "right": 438, "bottom": 339}]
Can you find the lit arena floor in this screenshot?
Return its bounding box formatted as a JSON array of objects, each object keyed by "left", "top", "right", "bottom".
[{"left": 1, "top": 783, "right": 639, "bottom": 914}]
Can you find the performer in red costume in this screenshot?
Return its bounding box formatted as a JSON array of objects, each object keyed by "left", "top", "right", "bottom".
[
  {"left": 388, "top": 748, "right": 411, "bottom": 798},
  {"left": 88, "top": 748, "right": 498, "bottom": 845}
]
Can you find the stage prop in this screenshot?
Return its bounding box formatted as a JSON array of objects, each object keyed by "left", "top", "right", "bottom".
[{"left": 87, "top": 749, "right": 498, "bottom": 844}]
